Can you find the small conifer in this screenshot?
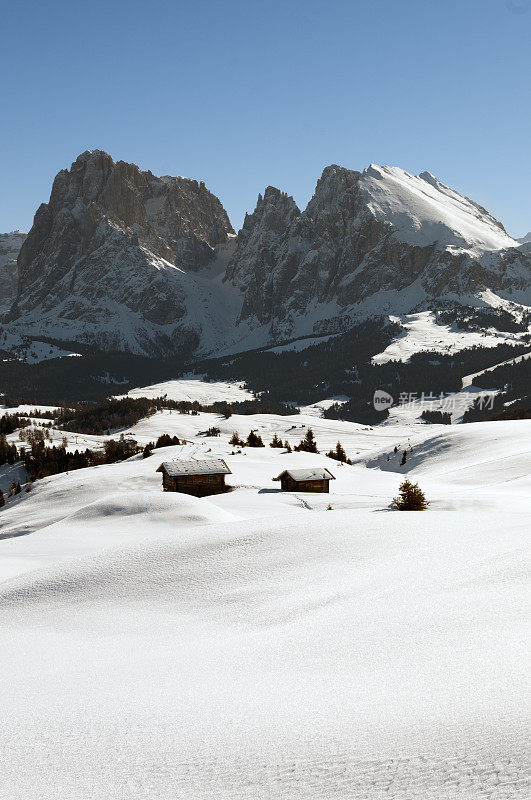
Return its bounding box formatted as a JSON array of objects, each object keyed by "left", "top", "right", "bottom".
[
  {"left": 246, "top": 430, "right": 264, "bottom": 447},
  {"left": 295, "top": 428, "right": 318, "bottom": 453},
  {"left": 393, "top": 479, "right": 429, "bottom": 510}
]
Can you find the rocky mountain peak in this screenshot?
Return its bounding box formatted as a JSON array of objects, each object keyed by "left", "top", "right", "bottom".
[
  {"left": 240, "top": 186, "right": 300, "bottom": 238},
  {"left": 4, "top": 156, "right": 530, "bottom": 359},
  {"left": 306, "top": 165, "right": 362, "bottom": 217},
  {"left": 10, "top": 151, "right": 235, "bottom": 354}
]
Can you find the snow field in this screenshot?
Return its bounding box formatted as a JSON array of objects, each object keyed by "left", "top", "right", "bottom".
[
  {"left": 372, "top": 311, "right": 525, "bottom": 365},
  {"left": 0, "top": 403, "right": 529, "bottom": 799}
]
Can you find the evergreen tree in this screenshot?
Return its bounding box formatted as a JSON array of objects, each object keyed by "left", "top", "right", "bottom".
[
  {"left": 400, "top": 450, "right": 407, "bottom": 466},
  {"left": 229, "top": 432, "right": 244, "bottom": 446},
  {"left": 155, "top": 434, "right": 180, "bottom": 448},
  {"left": 143, "top": 443, "right": 154, "bottom": 458},
  {"left": 246, "top": 430, "right": 264, "bottom": 447},
  {"left": 270, "top": 433, "right": 283, "bottom": 448},
  {"left": 284, "top": 440, "right": 292, "bottom": 452},
  {"left": 393, "top": 479, "right": 429, "bottom": 510},
  {"left": 326, "top": 441, "right": 351, "bottom": 464},
  {"left": 294, "top": 428, "right": 318, "bottom": 453}
]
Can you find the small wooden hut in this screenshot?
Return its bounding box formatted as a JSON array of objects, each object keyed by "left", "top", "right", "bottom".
[
  {"left": 273, "top": 467, "right": 335, "bottom": 493},
  {"left": 157, "top": 459, "right": 231, "bottom": 497}
]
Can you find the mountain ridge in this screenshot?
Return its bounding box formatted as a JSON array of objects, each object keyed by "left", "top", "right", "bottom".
[{"left": 2, "top": 151, "right": 530, "bottom": 359}]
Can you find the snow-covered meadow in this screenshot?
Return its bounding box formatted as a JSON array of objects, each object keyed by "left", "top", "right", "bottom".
[{"left": 0, "top": 392, "right": 529, "bottom": 799}]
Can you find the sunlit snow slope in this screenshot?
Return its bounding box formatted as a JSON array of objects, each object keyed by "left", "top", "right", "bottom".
[{"left": 0, "top": 411, "right": 529, "bottom": 799}]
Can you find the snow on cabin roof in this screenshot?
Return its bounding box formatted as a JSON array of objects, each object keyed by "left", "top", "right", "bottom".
[
  {"left": 157, "top": 459, "right": 231, "bottom": 477},
  {"left": 274, "top": 468, "right": 335, "bottom": 481}
]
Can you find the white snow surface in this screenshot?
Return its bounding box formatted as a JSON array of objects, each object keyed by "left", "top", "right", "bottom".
[
  {"left": 121, "top": 375, "right": 254, "bottom": 404},
  {"left": 372, "top": 310, "right": 525, "bottom": 364},
  {"left": 0, "top": 409, "right": 529, "bottom": 799},
  {"left": 361, "top": 165, "right": 518, "bottom": 252}
]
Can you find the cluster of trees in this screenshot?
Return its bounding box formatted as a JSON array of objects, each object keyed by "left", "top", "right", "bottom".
[
  {"left": 0, "top": 482, "right": 25, "bottom": 507},
  {"left": 294, "top": 429, "right": 318, "bottom": 453},
  {"left": 55, "top": 394, "right": 300, "bottom": 437},
  {"left": 0, "top": 414, "right": 30, "bottom": 435},
  {"left": 0, "top": 344, "right": 197, "bottom": 404},
  {"left": 229, "top": 430, "right": 265, "bottom": 447},
  {"left": 0, "top": 435, "right": 18, "bottom": 466},
  {"left": 229, "top": 428, "right": 353, "bottom": 462},
  {"left": 142, "top": 434, "right": 182, "bottom": 459},
  {"left": 420, "top": 410, "right": 452, "bottom": 424},
  {"left": 326, "top": 442, "right": 351, "bottom": 464},
  {"left": 435, "top": 306, "right": 530, "bottom": 334},
  {"left": 461, "top": 356, "right": 530, "bottom": 423},
  {"left": 198, "top": 318, "right": 401, "bottom": 407},
  {"left": 23, "top": 436, "right": 141, "bottom": 481},
  {"left": 58, "top": 397, "right": 158, "bottom": 435}
]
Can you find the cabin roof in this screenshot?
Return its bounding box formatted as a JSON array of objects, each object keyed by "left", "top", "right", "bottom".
[
  {"left": 273, "top": 467, "right": 335, "bottom": 481},
  {"left": 156, "top": 458, "right": 231, "bottom": 477}
]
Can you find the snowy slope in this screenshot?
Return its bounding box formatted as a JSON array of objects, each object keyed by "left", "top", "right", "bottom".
[
  {"left": 122, "top": 375, "right": 253, "bottom": 403},
  {"left": 0, "top": 413, "right": 529, "bottom": 799},
  {"left": 372, "top": 310, "right": 526, "bottom": 364},
  {"left": 360, "top": 165, "right": 517, "bottom": 252}
]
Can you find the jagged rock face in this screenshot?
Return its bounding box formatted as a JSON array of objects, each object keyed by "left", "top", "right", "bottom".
[
  {"left": 225, "top": 165, "right": 530, "bottom": 338},
  {"left": 12, "top": 150, "right": 233, "bottom": 353},
  {"left": 6, "top": 156, "right": 530, "bottom": 358},
  {"left": 0, "top": 231, "right": 26, "bottom": 313}
]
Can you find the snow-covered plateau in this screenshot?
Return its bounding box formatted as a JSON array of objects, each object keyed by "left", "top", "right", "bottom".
[{"left": 0, "top": 397, "right": 529, "bottom": 799}]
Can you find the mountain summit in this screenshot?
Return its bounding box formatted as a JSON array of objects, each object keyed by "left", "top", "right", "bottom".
[{"left": 4, "top": 153, "right": 530, "bottom": 357}]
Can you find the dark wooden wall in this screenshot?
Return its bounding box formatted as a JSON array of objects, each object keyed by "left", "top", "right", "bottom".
[
  {"left": 280, "top": 477, "right": 330, "bottom": 493},
  {"left": 162, "top": 471, "right": 226, "bottom": 497}
]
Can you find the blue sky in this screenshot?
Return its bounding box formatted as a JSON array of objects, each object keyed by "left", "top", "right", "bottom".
[{"left": 2, "top": 0, "right": 530, "bottom": 236}]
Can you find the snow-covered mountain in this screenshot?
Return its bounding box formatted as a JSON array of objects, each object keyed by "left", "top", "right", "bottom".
[
  {"left": 518, "top": 231, "right": 531, "bottom": 244},
  {"left": 225, "top": 164, "right": 529, "bottom": 342},
  {"left": 3, "top": 153, "right": 530, "bottom": 357},
  {"left": 8, "top": 150, "right": 233, "bottom": 355},
  {"left": 0, "top": 230, "right": 26, "bottom": 313}
]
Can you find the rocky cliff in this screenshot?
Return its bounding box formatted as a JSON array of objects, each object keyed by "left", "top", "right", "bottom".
[
  {"left": 225, "top": 165, "right": 529, "bottom": 340},
  {"left": 0, "top": 231, "right": 26, "bottom": 313},
  {"left": 5, "top": 154, "right": 530, "bottom": 358},
  {"left": 11, "top": 150, "right": 233, "bottom": 354}
]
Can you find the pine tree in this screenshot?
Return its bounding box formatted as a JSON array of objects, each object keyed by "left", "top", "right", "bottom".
[
  {"left": 295, "top": 428, "right": 318, "bottom": 453},
  {"left": 326, "top": 441, "right": 351, "bottom": 463},
  {"left": 246, "top": 430, "right": 264, "bottom": 447},
  {"left": 229, "top": 432, "right": 243, "bottom": 446},
  {"left": 393, "top": 479, "right": 429, "bottom": 510},
  {"left": 143, "top": 443, "right": 154, "bottom": 459},
  {"left": 284, "top": 440, "right": 292, "bottom": 452},
  {"left": 270, "top": 433, "right": 283, "bottom": 448}
]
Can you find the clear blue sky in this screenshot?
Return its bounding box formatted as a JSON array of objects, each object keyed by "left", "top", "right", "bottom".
[{"left": 2, "top": 0, "right": 530, "bottom": 236}]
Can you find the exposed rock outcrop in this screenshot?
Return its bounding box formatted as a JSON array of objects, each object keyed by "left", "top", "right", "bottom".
[
  {"left": 11, "top": 151, "right": 233, "bottom": 354},
  {"left": 225, "top": 165, "right": 529, "bottom": 340},
  {"left": 0, "top": 231, "right": 26, "bottom": 313},
  {"left": 6, "top": 154, "right": 530, "bottom": 357}
]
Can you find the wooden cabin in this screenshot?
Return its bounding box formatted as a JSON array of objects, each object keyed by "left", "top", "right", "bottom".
[
  {"left": 273, "top": 467, "right": 335, "bottom": 493},
  {"left": 156, "top": 459, "right": 231, "bottom": 497}
]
